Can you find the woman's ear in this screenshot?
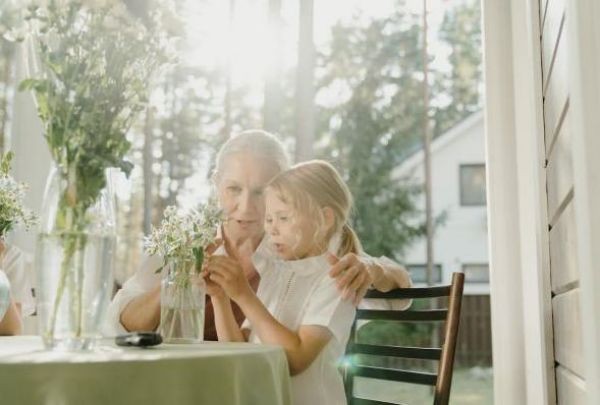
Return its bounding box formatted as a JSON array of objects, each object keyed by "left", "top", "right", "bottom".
[{"left": 322, "top": 207, "right": 335, "bottom": 232}]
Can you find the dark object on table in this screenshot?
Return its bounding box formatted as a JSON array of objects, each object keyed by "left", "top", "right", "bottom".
[{"left": 115, "top": 332, "right": 163, "bottom": 348}]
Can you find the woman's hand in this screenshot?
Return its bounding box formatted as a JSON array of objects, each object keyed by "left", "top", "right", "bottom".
[
  {"left": 205, "top": 255, "right": 253, "bottom": 303},
  {"left": 202, "top": 239, "right": 227, "bottom": 300},
  {"left": 327, "top": 252, "right": 376, "bottom": 305}
]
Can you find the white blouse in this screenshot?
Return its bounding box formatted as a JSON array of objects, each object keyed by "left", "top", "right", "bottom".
[
  {"left": 245, "top": 244, "right": 356, "bottom": 405},
  {"left": 0, "top": 245, "right": 35, "bottom": 317}
]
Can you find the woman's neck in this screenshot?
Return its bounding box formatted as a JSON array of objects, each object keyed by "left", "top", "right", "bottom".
[{"left": 222, "top": 224, "right": 264, "bottom": 253}]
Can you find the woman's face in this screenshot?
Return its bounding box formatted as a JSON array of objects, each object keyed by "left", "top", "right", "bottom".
[{"left": 216, "top": 152, "right": 281, "bottom": 242}]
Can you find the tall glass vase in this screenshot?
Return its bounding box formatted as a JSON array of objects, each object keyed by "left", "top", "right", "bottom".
[
  {"left": 159, "top": 260, "right": 205, "bottom": 343},
  {"left": 34, "top": 165, "right": 116, "bottom": 351}
]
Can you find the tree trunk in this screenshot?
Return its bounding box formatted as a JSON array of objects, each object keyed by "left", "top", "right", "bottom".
[
  {"left": 263, "top": 0, "right": 283, "bottom": 133},
  {"left": 142, "top": 107, "right": 154, "bottom": 235},
  {"left": 294, "top": 0, "right": 315, "bottom": 162},
  {"left": 222, "top": 0, "right": 235, "bottom": 141},
  {"left": 0, "top": 52, "right": 15, "bottom": 154}
]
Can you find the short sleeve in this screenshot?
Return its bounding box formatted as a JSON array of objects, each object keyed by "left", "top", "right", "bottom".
[
  {"left": 102, "top": 253, "right": 162, "bottom": 336},
  {"left": 301, "top": 275, "right": 356, "bottom": 345},
  {"left": 0, "top": 271, "right": 11, "bottom": 321}
]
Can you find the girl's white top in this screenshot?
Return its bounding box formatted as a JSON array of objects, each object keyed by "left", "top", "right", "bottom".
[
  {"left": 0, "top": 245, "right": 35, "bottom": 318},
  {"left": 244, "top": 237, "right": 356, "bottom": 405}
]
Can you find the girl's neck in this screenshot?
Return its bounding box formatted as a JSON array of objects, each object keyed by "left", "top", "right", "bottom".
[{"left": 287, "top": 241, "right": 329, "bottom": 262}]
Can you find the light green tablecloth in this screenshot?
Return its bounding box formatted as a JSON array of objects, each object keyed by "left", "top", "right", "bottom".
[{"left": 0, "top": 336, "right": 292, "bottom": 405}]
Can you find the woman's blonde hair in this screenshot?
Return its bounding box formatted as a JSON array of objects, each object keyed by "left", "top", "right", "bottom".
[
  {"left": 213, "top": 130, "right": 290, "bottom": 182},
  {"left": 267, "top": 160, "right": 362, "bottom": 256}
]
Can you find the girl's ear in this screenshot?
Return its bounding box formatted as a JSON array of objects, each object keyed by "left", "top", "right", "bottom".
[{"left": 322, "top": 207, "right": 335, "bottom": 232}]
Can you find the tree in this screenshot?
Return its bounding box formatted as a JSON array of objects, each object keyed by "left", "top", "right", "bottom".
[
  {"left": 433, "top": 0, "right": 482, "bottom": 136},
  {"left": 316, "top": 6, "right": 427, "bottom": 259},
  {"left": 0, "top": 1, "right": 19, "bottom": 153}
]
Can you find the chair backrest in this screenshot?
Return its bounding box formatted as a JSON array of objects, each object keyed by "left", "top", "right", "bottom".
[{"left": 343, "top": 272, "right": 465, "bottom": 405}]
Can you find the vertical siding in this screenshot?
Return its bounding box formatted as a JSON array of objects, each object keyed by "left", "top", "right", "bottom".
[{"left": 540, "top": 0, "right": 586, "bottom": 401}]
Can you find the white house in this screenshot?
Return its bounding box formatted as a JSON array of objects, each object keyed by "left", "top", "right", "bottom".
[{"left": 393, "top": 111, "right": 489, "bottom": 296}]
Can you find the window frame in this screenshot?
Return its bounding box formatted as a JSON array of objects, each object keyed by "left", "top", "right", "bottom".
[
  {"left": 462, "top": 263, "right": 490, "bottom": 284},
  {"left": 459, "top": 163, "right": 487, "bottom": 207}
]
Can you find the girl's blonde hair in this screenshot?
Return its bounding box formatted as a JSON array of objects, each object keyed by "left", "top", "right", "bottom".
[
  {"left": 213, "top": 130, "right": 290, "bottom": 182},
  {"left": 267, "top": 160, "right": 362, "bottom": 256}
]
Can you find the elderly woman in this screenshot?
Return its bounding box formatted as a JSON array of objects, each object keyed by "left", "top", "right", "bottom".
[{"left": 106, "top": 130, "right": 411, "bottom": 339}]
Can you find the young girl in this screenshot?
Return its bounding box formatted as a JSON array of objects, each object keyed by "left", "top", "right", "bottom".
[{"left": 204, "top": 160, "right": 359, "bottom": 405}]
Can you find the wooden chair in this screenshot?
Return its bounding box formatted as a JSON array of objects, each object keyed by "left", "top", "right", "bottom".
[{"left": 343, "top": 272, "right": 465, "bottom": 405}]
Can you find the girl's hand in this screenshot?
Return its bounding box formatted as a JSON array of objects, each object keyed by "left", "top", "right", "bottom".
[
  {"left": 205, "top": 255, "right": 253, "bottom": 303},
  {"left": 202, "top": 268, "right": 226, "bottom": 299},
  {"left": 327, "top": 252, "right": 374, "bottom": 305}
]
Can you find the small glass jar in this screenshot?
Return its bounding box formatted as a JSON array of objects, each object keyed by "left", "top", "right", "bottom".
[{"left": 159, "top": 259, "right": 205, "bottom": 343}]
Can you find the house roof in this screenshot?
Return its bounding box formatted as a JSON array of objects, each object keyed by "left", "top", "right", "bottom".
[{"left": 392, "top": 110, "right": 484, "bottom": 180}]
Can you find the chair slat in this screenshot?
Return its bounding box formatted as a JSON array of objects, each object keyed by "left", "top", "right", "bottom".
[
  {"left": 351, "top": 365, "right": 437, "bottom": 386},
  {"left": 351, "top": 397, "right": 407, "bottom": 405},
  {"left": 345, "top": 272, "right": 465, "bottom": 405},
  {"left": 365, "top": 286, "right": 451, "bottom": 299},
  {"left": 348, "top": 343, "right": 442, "bottom": 360},
  {"left": 356, "top": 309, "right": 448, "bottom": 321}
]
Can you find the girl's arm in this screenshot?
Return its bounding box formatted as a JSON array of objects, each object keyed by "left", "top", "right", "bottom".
[
  {"left": 236, "top": 292, "right": 331, "bottom": 375},
  {"left": 210, "top": 294, "right": 246, "bottom": 342}
]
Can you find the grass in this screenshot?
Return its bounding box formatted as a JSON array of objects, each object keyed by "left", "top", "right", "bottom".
[{"left": 353, "top": 367, "right": 494, "bottom": 405}]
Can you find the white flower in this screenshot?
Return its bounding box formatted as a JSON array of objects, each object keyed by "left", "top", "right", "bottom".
[
  {"left": 144, "top": 200, "right": 222, "bottom": 273},
  {"left": 0, "top": 152, "right": 38, "bottom": 236}
]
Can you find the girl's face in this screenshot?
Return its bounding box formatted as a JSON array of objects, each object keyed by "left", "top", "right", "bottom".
[
  {"left": 216, "top": 153, "right": 281, "bottom": 243},
  {"left": 264, "top": 190, "right": 326, "bottom": 260}
]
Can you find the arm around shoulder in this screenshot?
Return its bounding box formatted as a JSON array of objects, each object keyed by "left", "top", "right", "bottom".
[{"left": 368, "top": 256, "right": 412, "bottom": 292}]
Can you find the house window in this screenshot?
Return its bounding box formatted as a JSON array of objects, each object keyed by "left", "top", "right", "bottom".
[
  {"left": 463, "top": 264, "right": 489, "bottom": 283},
  {"left": 407, "top": 264, "right": 443, "bottom": 283},
  {"left": 460, "top": 164, "right": 487, "bottom": 206}
]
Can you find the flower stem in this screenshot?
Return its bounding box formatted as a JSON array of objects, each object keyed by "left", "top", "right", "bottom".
[{"left": 47, "top": 232, "right": 77, "bottom": 339}]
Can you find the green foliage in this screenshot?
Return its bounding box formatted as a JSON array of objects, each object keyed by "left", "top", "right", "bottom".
[
  {"left": 433, "top": 0, "right": 482, "bottom": 135},
  {"left": 20, "top": 1, "right": 173, "bottom": 225},
  {"left": 151, "top": 64, "right": 223, "bottom": 209},
  {"left": 316, "top": 4, "right": 427, "bottom": 258},
  {"left": 0, "top": 151, "right": 37, "bottom": 236},
  {"left": 316, "top": 0, "right": 482, "bottom": 260}
]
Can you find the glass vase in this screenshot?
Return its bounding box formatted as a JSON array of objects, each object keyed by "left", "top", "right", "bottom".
[
  {"left": 159, "top": 260, "right": 205, "bottom": 343},
  {"left": 34, "top": 165, "right": 116, "bottom": 351}
]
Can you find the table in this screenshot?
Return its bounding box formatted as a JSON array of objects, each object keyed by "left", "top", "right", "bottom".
[{"left": 0, "top": 336, "right": 292, "bottom": 405}]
